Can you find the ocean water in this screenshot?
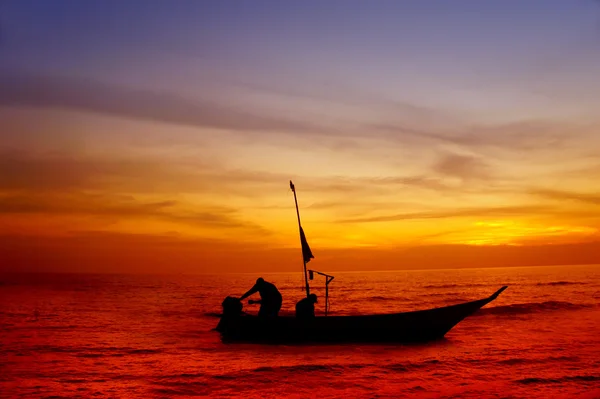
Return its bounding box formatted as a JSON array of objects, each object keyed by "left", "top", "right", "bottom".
[{"left": 1, "top": 265, "right": 600, "bottom": 398}]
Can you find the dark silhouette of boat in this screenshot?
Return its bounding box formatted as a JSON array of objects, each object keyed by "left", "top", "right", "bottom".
[
  {"left": 216, "top": 286, "right": 507, "bottom": 343},
  {"left": 215, "top": 181, "right": 508, "bottom": 344}
]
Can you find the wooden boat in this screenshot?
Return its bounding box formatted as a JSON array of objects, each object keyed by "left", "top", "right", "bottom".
[
  {"left": 216, "top": 286, "right": 507, "bottom": 343},
  {"left": 215, "top": 181, "right": 508, "bottom": 343}
]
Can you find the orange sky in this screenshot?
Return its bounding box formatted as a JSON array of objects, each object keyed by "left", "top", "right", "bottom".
[
  {"left": 1, "top": 2, "right": 600, "bottom": 273},
  {"left": 1, "top": 106, "right": 599, "bottom": 273}
]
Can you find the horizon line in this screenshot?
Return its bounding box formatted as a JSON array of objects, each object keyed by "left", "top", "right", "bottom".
[{"left": 2, "top": 262, "right": 598, "bottom": 276}]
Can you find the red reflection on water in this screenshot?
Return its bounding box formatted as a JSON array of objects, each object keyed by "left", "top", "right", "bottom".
[{"left": 1, "top": 266, "right": 600, "bottom": 398}]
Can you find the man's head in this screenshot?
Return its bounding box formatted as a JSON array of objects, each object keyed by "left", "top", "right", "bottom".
[
  {"left": 309, "top": 293, "right": 318, "bottom": 303},
  {"left": 222, "top": 296, "right": 243, "bottom": 316},
  {"left": 256, "top": 277, "right": 265, "bottom": 286}
]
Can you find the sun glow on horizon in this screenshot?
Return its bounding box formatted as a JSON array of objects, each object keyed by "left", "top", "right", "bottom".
[{"left": 450, "top": 221, "right": 599, "bottom": 246}]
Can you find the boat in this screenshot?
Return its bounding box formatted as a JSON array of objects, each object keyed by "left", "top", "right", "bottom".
[
  {"left": 215, "top": 181, "right": 508, "bottom": 344},
  {"left": 217, "top": 286, "right": 507, "bottom": 343}
]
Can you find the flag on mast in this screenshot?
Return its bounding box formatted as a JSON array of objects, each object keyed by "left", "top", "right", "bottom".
[
  {"left": 300, "top": 227, "right": 314, "bottom": 263},
  {"left": 290, "top": 180, "right": 314, "bottom": 263}
]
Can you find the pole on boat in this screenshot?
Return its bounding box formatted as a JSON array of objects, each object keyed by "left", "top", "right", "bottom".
[
  {"left": 308, "top": 269, "right": 335, "bottom": 316},
  {"left": 290, "top": 180, "right": 310, "bottom": 298},
  {"left": 325, "top": 275, "right": 333, "bottom": 315}
]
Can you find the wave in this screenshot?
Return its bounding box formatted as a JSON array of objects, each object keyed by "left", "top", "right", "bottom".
[
  {"left": 420, "top": 293, "right": 471, "bottom": 302},
  {"left": 77, "top": 353, "right": 108, "bottom": 358},
  {"left": 126, "top": 348, "right": 162, "bottom": 355},
  {"left": 516, "top": 375, "right": 600, "bottom": 384},
  {"left": 71, "top": 347, "right": 161, "bottom": 358},
  {"left": 535, "top": 281, "right": 587, "bottom": 286},
  {"left": 253, "top": 364, "right": 345, "bottom": 373},
  {"left": 369, "top": 296, "right": 395, "bottom": 301},
  {"left": 383, "top": 359, "right": 440, "bottom": 372},
  {"left": 426, "top": 281, "right": 589, "bottom": 289},
  {"left": 499, "top": 356, "right": 579, "bottom": 365},
  {"left": 423, "top": 283, "right": 491, "bottom": 289},
  {"left": 176, "top": 373, "right": 206, "bottom": 379},
  {"left": 477, "top": 301, "right": 592, "bottom": 316},
  {"left": 247, "top": 360, "right": 441, "bottom": 375}
]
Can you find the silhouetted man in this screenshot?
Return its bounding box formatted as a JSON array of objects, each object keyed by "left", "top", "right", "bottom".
[
  {"left": 295, "top": 294, "right": 317, "bottom": 319},
  {"left": 240, "top": 277, "right": 282, "bottom": 318}
]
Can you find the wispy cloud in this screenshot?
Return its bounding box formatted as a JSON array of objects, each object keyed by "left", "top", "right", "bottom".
[
  {"left": 0, "top": 150, "right": 289, "bottom": 195},
  {"left": 0, "top": 150, "right": 161, "bottom": 191},
  {"left": 2, "top": 71, "right": 596, "bottom": 165},
  {"left": 0, "top": 192, "right": 270, "bottom": 233},
  {"left": 0, "top": 73, "right": 323, "bottom": 134},
  {"left": 304, "top": 174, "right": 473, "bottom": 196},
  {"left": 337, "top": 205, "right": 556, "bottom": 224},
  {"left": 433, "top": 153, "right": 492, "bottom": 181},
  {"left": 373, "top": 118, "right": 578, "bottom": 153},
  {"left": 530, "top": 188, "right": 600, "bottom": 206}
]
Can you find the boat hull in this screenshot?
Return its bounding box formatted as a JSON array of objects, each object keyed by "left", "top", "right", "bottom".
[{"left": 216, "top": 286, "right": 507, "bottom": 344}]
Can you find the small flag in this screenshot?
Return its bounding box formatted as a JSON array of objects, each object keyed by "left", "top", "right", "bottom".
[
  {"left": 290, "top": 180, "right": 295, "bottom": 192},
  {"left": 300, "top": 227, "right": 314, "bottom": 263}
]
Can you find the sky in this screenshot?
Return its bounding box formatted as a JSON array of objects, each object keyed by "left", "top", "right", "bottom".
[{"left": 1, "top": 0, "right": 600, "bottom": 273}]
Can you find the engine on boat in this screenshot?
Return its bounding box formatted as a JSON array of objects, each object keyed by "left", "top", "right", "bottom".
[{"left": 222, "top": 296, "right": 243, "bottom": 317}]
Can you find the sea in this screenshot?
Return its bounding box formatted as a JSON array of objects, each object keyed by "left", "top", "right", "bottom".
[{"left": 1, "top": 265, "right": 599, "bottom": 399}]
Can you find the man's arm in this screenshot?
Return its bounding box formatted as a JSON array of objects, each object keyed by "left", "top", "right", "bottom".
[{"left": 240, "top": 284, "right": 258, "bottom": 301}]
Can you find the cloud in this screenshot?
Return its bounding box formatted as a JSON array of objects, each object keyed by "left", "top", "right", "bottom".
[
  {"left": 0, "top": 150, "right": 463, "bottom": 206},
  {"left": 0, "top": 151, "right": 160, "bottom": 191},
  {"left": 371, "top": 122, "right": 456, "bottom": 146},
  {"left": 337, "top": 205, "right": 556, "bottom": 224},
  {"left": 0, "top": 71, "right": 475, "bottom": 158},
  {"left": 373, "top": 118, "right": 579, "bottom": 154},
  {"left": 6, "top": 71, "right": 568, "bottom": 154},
  {"left": 0, "top": 150, "right": 290, "bottom": 195},
  {"left": 433, "top": 153, "right": 492, "bottom": 180},
  {"left": 530, "top": 188, "right": 600, "bottom": 206},
  {"left": 0, "top": 73, "right": 323, "bottom": 134},
  {"left": 463, "top": 120, "right": 574, "bottom": 150},
  {"left": 405, "top": 228, "right": 470, "bottom": 245},
  {"left": 303, "top": 175, "right": 464, "bottom": 196},
  {"left": 3, "top": 71, "right": 596, "bottom": 166},
  {"left": 0, "top": 192, "right": 270, "bottom": 233},
  {"left": 0, "top": 148, "right": 512, "bottom": 212}
]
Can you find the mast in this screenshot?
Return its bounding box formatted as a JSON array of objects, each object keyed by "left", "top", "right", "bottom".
[{"left": 290, "top": 180, "right": 310, "bottom": 297}]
